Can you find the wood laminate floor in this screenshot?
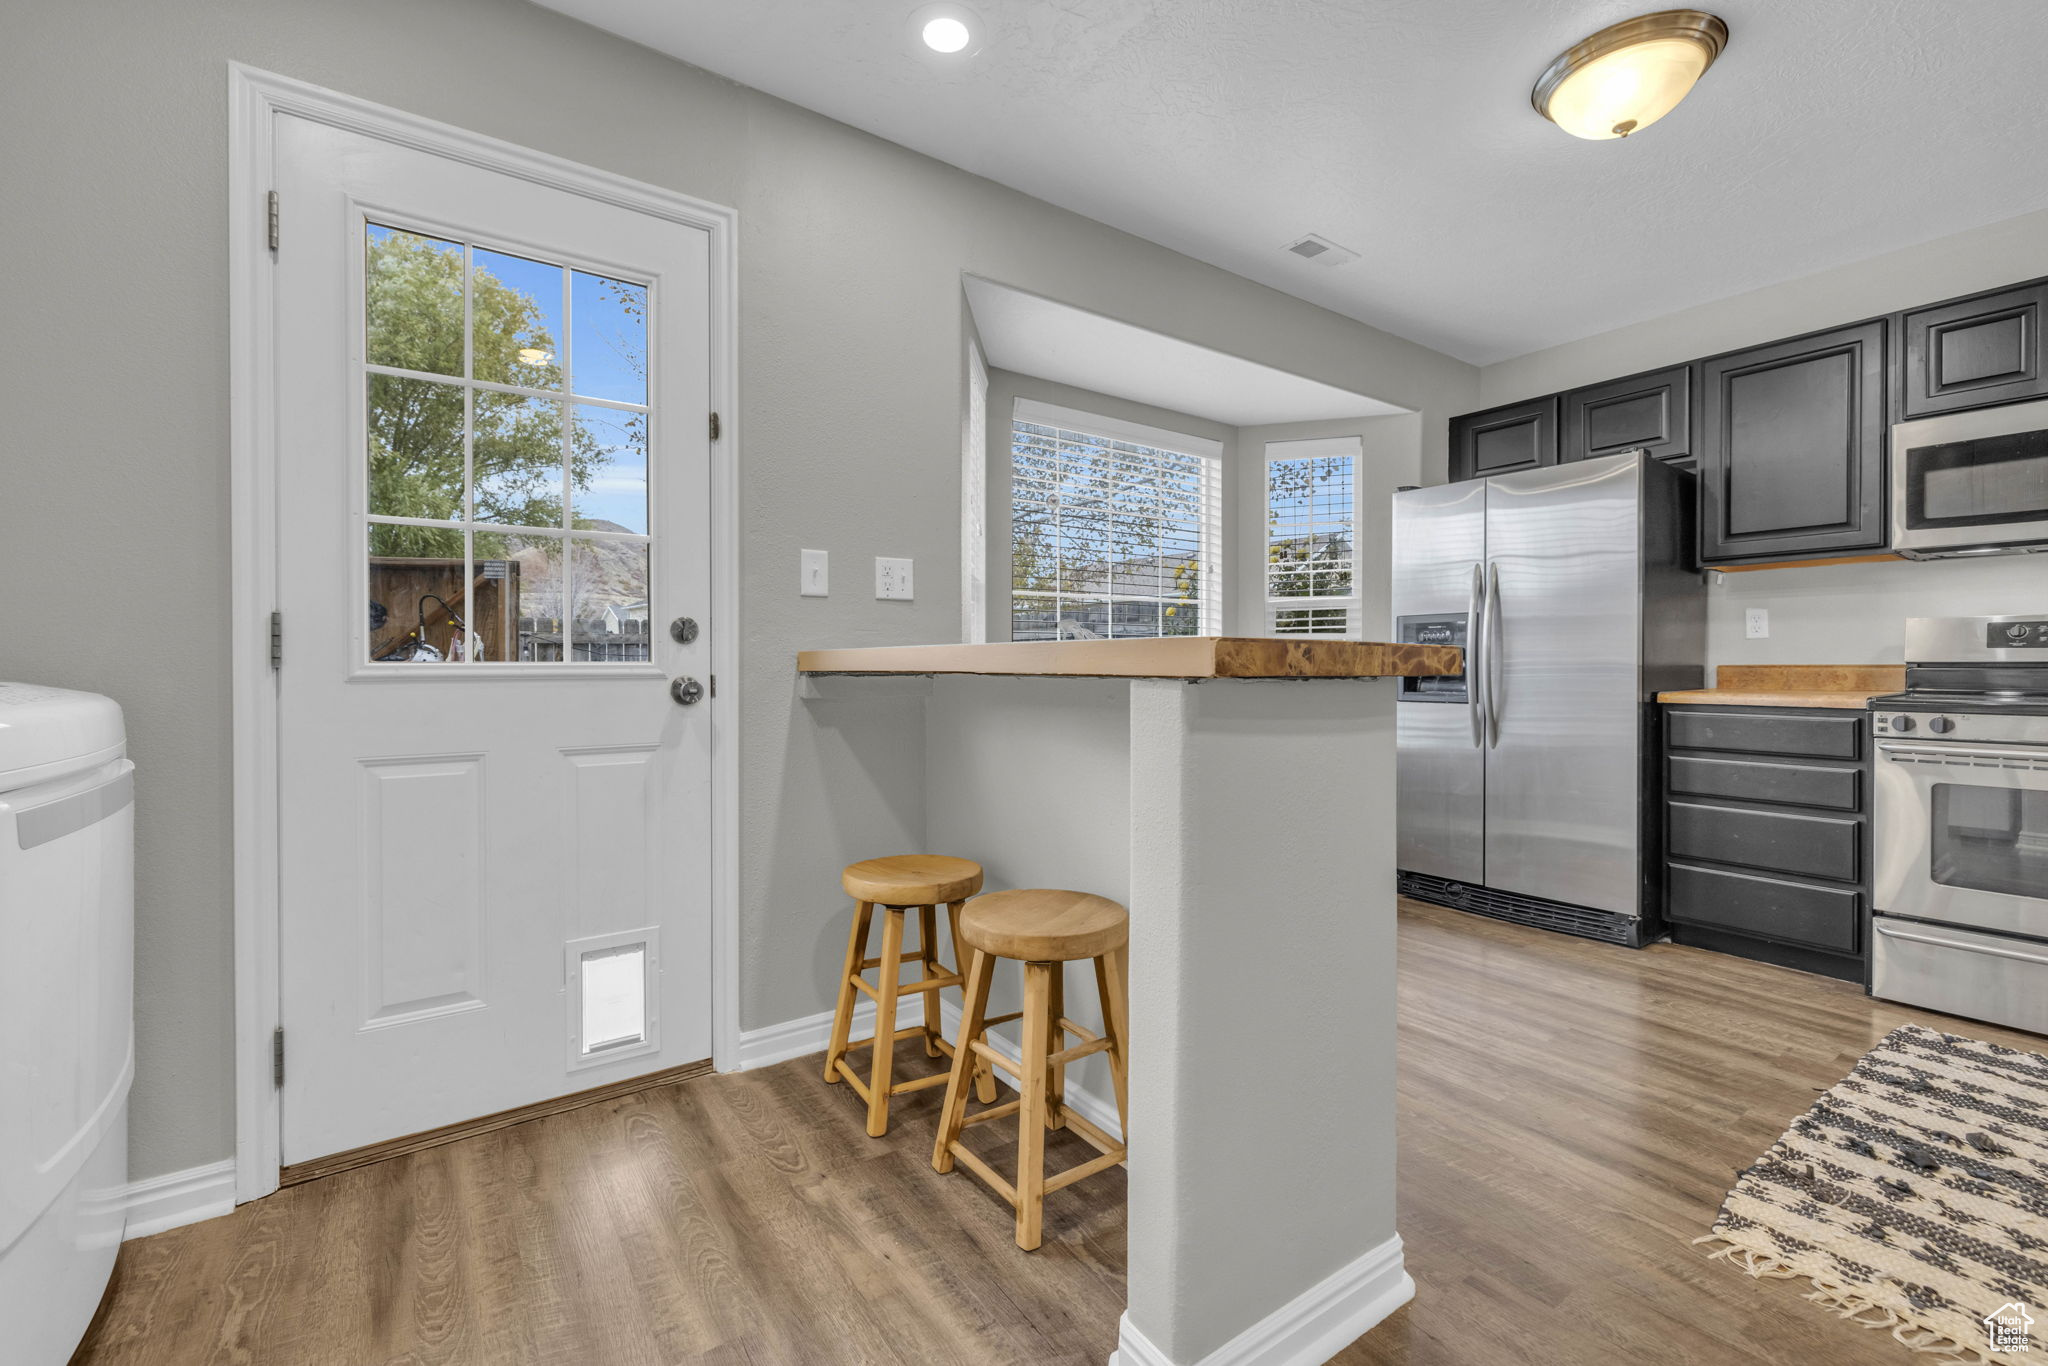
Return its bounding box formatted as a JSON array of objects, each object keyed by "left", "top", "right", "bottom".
[{"left": 74, "top": 900, "right": 2048, "bottom": 1366}]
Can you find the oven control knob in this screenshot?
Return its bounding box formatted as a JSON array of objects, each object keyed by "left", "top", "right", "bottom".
[
  {"left": 2009, "top": 624, "right": 2030, "bottom": 641},
  {"left": 1927, "top": 715, "right": 1956, "bottom": 734},
  {"left": 1892, "top": 716, "right": 1916, "bottom": 733}
]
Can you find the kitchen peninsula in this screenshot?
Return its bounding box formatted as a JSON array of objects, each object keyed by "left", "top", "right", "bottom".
[{"left": 796, "top": 636, "right": 1458, "bottom": 1366}]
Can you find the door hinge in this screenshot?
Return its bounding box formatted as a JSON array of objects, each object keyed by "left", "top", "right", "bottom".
[
  {"left": 269, "top": 610, "right": 283, "bottom": 671},
  {"left": 272, "top": 1026, "right": 285, "bottom": 1088},
  {"left": 710, "top": 674, "right": 717, "bottom": 698},
  {"left": 267, "top": 190, "right": 280, "bottom": 252},
  {"left": 708, "top": 411, "right": 721, "bottom": 441}
]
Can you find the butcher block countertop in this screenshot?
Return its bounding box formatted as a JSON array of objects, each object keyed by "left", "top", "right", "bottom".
[
  {"left": 1656, "top": 664, "right": 1906, "bottom": 711},
  {"left": 797, "top": 636, "right": 1462, "bottom": 680}
]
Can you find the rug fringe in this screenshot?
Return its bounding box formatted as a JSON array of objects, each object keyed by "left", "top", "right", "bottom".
[{"left": 1692, "top": 1237, "right": 1988, "bottom": 1365}]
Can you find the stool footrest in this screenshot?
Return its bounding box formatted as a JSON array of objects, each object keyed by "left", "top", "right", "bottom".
[
  {"left": 981, "top": 1011, "right": 1024, "bottom": 1029},
  {"left": 841, "top": 1023, "right": 928, "bottom": 1051},
  {"left": 958, "top": 1099, "right": 1023, "bottom": 1129},
  {"left": 832, "top": 1059, "right": 873, "bottom": 1103},
  {"left": 1043, "top": 1145, "right": 1127, "bottom": 1196},
  {"left": 968, "top": 1038, "right": 1020, "bottom": 1080},
  {"left": 1046, "top": 1035, "right": 1112, "bottom": 1068},
  {"left": 887, "top": 1070, "right": 953, "bottom": 1096},
  {"left": 1062, "top": 1110, "right": 1123, "bottom": 1160},
  {"left": 1057, "top": 1018, "right": 1101, "bottom": 1046},
  {"left": 946, "top": 1140, "right": 1019, "bottom": 1209}
]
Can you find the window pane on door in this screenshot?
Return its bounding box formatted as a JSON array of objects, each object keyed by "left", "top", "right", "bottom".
[
  {"left": 471, "top": 248, "right": 564, "bottom": 389},
  {"left": 571, "top": 538, "right": 651, "bottom": 663},
  {"left": 572, "top": 404, "right": 647, "bottom": 534},
  {"left": 369, "top": 523, "right": 466, "bottom": 663},
  {"left": 571, "top": 271, "right": 647, "bottom": 406},
  {"left": 367, "top": 374, "right": 465, "bottom": 522},
  {"left": 472, "top": 392, "right": 566, "bottom": 528},
  {"left": 476, "top": 530, "right": 566, "bottom": 662},
  {"left": 366, "top": 225, "right": 464, "bottom": 376}
]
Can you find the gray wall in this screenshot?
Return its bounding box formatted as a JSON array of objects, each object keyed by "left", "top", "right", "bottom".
[
  {"left": 0, "top": 0, "right": 1479, "bottom": 1180},
  {"left": 1476, "top": 207, "right": 2048, "bottom": 665}
]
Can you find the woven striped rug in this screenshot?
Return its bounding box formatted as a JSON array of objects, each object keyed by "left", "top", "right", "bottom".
[{"left": 1699, "top": 1024, "right": 2048, "bottom": 1363}]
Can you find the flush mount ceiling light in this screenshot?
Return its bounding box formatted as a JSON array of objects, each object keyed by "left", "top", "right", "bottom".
[
  {"left": 907, "top": 3, "right": 984, "bottom": 60},
  {"left": 1532, "top": 10, "right": 1729, "bottom": 140}
]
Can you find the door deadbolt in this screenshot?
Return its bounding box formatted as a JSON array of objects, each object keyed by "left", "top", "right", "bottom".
[
  {"left": 670, "top": 676, "right": 705, "bottom": 706},
  {"left": 669, "top": 616, "right": 699, "bottom": 644}
]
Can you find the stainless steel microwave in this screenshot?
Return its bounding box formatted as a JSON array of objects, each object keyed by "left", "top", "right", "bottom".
[{"left": 1892, "top": 397, "right": 2048, "bottom": 558}]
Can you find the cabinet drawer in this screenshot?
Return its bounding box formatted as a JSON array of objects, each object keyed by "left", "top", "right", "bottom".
[
  {"left": 1666, "top": 801, "right": 1860, "bottom": 882},
  {"left": 1667, "top": 862, "right": 1860, "bottom": 954},
  {"left": 1666, "top": 755, "right": 1861, "bottom": 811},
  {"left": 1665, "top": 709, "right": 1863, "bottom": 760}
]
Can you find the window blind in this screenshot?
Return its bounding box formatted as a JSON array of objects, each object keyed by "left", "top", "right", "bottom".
[
  {"left": 1265, "top": 436, "right": 1361, "bottom": 637},
  {"left": 1009, "top": 400, "right": 1221, "bottom": 642}
]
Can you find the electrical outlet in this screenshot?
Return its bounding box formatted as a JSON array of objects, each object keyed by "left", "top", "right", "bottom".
[
  {"left": 1745, "top": 607, "right": 1769, "bottom": 639},
  {"left": 800, "top": 548, "right": 828, "bottom": 597},
  {"left": 875, "top": 557, "right": 914, "bottom": 601}
]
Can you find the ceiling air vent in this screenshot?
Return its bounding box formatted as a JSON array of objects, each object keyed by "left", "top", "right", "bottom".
[{"left": 1282, "top": 233, "right": 1360, "bottom": 267}]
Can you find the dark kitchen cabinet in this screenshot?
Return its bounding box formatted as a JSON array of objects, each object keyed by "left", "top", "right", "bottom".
[
  {"left": 1899, "top": 279, "right": 2048, "bottom": 418},
  {"left": 1448, "top": 395, "right": 1558, "bottom": 482},
  {"left": 1562, "top": 365, "right": 1692, "bottom": 468},
  {"left": 1662, "top": 704, "right": 1868, "bottom": 980},
  {"left": 1696, "top": 321, "right": 1887, "bottom": 563}
]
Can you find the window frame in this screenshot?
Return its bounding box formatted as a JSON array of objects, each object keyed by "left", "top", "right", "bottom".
[
  {"left": 1006, "top": 397, "right": 1224, "bottom": 643},
  {"left": 1261, "top": 435, "right": 1364, "bottom": 639}
]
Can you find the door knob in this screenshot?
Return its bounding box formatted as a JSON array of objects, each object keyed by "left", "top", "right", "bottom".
[
  {"left": 669, "top": 616, "right": 699, "bottom": 644},
  {"left": 670, "top": 676, "right": 705, "bottom": 706}
]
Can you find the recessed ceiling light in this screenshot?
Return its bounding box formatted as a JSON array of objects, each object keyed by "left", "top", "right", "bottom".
[
  {"left": 907, "top": 4, "right": 983, "bottom": 60},
  {"left": 922, "top": 16, "right": 970, "bottom": 53},
  {"left": 1532, "top": 10, "right": 1728, "bottom": 141}
]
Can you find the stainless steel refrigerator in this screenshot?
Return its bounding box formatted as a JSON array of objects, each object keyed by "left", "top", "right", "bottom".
[{"left": 1393, "top": 451, "right": 1704, "bottom": 946}]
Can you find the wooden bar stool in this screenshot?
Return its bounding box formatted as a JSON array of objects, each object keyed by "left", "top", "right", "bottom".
[
  {"left": 823, "top": 855, "right": 997, "bottom": 1136},
  {"left": 931, "top": 889, "right": 1130, "bottom": 1251}
]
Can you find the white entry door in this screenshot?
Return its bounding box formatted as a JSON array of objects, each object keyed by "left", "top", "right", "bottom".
[{"left": 272, "top": 113, "right": 714, "bottom": 1164}]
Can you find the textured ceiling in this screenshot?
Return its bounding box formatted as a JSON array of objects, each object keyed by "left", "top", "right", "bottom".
[{"left": 531, "top": 0, "right": 2048, "bottom": 364}]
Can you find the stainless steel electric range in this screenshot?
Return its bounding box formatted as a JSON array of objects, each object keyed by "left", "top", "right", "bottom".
[{"left": 1870, "top": 615, "right": 2048, "bottom": 1035}]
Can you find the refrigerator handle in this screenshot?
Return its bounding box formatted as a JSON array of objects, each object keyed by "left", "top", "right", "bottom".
[
  {"left": 1484, "top": 561, "right": 1503, "bottom": 750},
  {"left": 1466, "top": 561, "right": 1486, "bottom": 748}
]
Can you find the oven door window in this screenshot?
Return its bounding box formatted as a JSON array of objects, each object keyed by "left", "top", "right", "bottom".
[
  {"left": 1931, "top": 783, "right": 2048, "bottom": 898},
  {"left": 1904, "top": 430, "right": 2048, "bottom": 531}
]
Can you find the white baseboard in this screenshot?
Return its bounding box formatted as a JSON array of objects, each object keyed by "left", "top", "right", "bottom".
[
  {"left": 1110, "top": 1234, "right": 1412, "bottom": 1366},
  {"left": 120, "top": 1159, "right": 237, "bottom": 1241},
  {"left": 733, "top": 996, "right": 926, "bottom": 1071},
  {"left": 732, "top": 998, "right": 1123, "bottom": 1143}
]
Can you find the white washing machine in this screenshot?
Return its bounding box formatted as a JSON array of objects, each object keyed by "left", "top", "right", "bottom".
[{"left": 0, "top": 683, "right": 134, "bottom": 1363}]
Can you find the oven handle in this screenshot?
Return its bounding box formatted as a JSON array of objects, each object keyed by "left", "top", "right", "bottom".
[
  {"left": 1876, "top": 740, "right": 2048, "bottom": 764},
  {"left": 1874, "top": 920, "right": 2048, "bottom": 968}
]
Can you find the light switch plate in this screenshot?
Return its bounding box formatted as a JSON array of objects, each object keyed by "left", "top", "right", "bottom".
[
  {"left": 875, "top": 557, "right": 914, "bottom": 600},
  {"left": 800, "top": 548, "right": 828, "bottom": 597},
  {"left": 1745, "top": 607, "right": 1769, "bottom": 639}
]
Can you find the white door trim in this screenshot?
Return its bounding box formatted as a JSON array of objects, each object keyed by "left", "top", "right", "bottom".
[{"left": 228, "top": 63, "right": 741, "bottom": 1204}]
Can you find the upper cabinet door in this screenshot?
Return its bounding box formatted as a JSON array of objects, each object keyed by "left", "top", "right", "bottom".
[
  {"left": 1697, "top": 321, "right": 1886, "bottom": 564},
  {"left": 1562, "top": 365, "right": 1692, "bottom": 468},
  {"left": 1900, "top": 281, "right": 2048, "bottom": 418},
  {"left": 1448, "top": 395, "right": 1559, "bottom": 483}
]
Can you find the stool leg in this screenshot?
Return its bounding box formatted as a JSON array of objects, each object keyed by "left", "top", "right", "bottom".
[
  {"left": 867, "top": 908, "right": 906, "bottom": 1137},
  {"left": 918, "top": 904, "right": 943, "bottom": 1057},
  {"left": 949, "top": 901, "right": 997, "bottom": 1104},
  {"left": 932, "top": 947, "right": 993, "bottom": 1174},
  {"left": 1045, "top": 961, "right": 1067, "bottom": 1131},
  {"left": 1096, "top": 947, "right": 1131, "bottom": 1144},
  {"left": 1016, "top": 960, "right": 1052, "bottom": 1251},
  {"left": 823, "top": 901, "right": 874, "bottom": 1085}
]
